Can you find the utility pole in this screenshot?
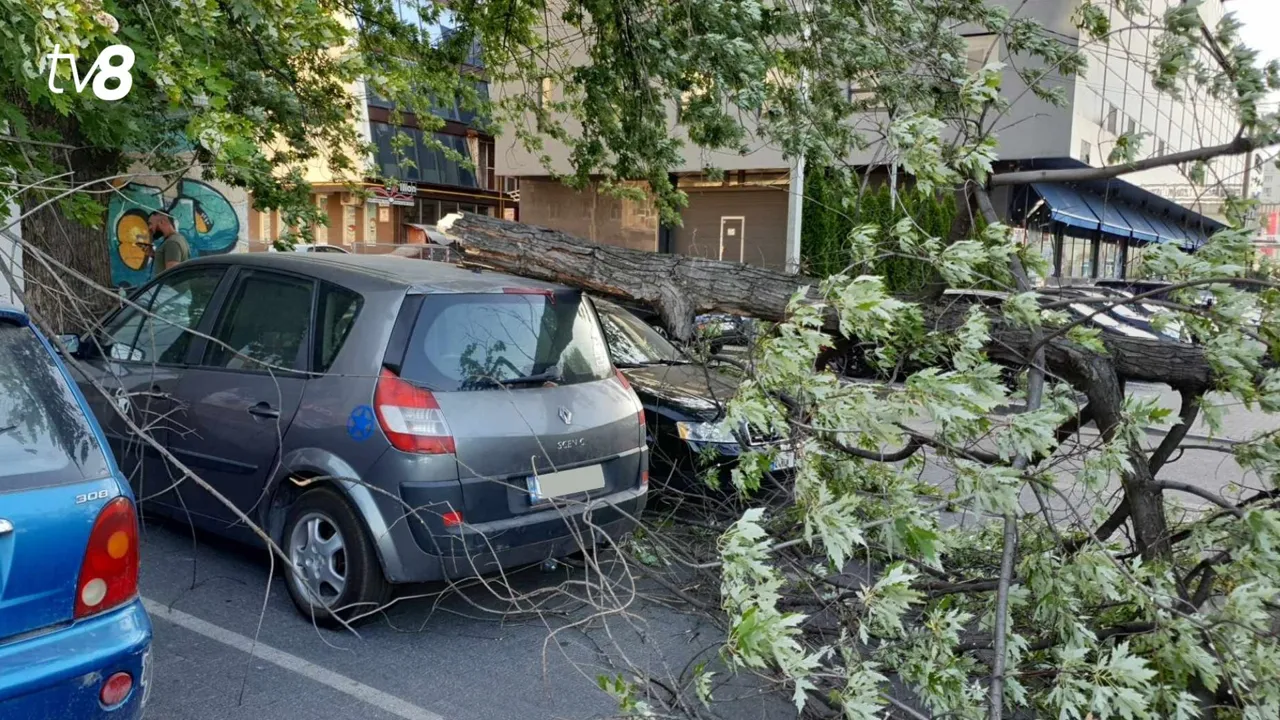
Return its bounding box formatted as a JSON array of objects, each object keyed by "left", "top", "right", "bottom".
[{"left": 784, "top": 5, "right": 810, "bottom": 274}]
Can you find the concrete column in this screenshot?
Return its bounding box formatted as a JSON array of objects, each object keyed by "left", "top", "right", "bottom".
[{"left": 785, "top": 155, "right": 805, "bottom": 273}]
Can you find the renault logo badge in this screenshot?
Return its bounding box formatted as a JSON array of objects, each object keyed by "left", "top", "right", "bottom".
[{"left": 558, "top": 406, "right": 573, "bottom": 425}]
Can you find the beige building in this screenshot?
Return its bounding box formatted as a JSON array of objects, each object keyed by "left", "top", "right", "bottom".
[
  {"left": 249, "top": 5, "right": 518, "bottom": 251},
  {"left": 495, "top": 0, "right": 1246, "bottom": 280}
]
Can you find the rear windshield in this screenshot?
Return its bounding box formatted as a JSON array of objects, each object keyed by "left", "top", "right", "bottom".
[
  {"left": 401, "top": 291, "right": 612, "bottom": 391},
  {"left": 0, "top": 323, "right": 110, "bottom": 492}
]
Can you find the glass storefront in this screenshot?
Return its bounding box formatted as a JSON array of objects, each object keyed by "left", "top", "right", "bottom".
[
  {"left": 1061, "top": 231, "right": 1093, "bottom": 280},
  {"left": 1098, "top": 239, "right": 1123, "bottom": 279}
]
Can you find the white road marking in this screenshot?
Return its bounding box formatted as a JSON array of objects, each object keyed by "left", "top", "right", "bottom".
[{"left": 141, "top": 597, "right": 444, "bottom": 720}]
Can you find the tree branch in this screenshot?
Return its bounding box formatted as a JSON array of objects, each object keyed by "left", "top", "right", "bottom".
[
  {"left": 989, "top": 135, "right": 1261, "bottom": 187},
  {"left": 1153, "top": 480, "right": 1244, "bottom": 517},
  {"left": 1149, "top": 388, "right": 1202, "bottom": 476}
]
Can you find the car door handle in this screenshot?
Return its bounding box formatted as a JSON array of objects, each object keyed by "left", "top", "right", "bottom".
[
  {"left": 0, "top": 519, "right": 12, "bottom": 535},
  {"left": 248, "top": 402, "right": 280, "bottom": 419}
]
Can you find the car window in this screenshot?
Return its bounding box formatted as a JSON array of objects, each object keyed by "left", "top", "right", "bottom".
[
  {"left": 99, "top": 284, "right": 159, "bottom": 355},
  {"left": 596, "top": 302, "right": 684, "bottom": 365},
  {"left": 0, "top": 323, "right": 110, "bottom": 492},
  {"left": 103, "top": 269, "right": 224, "bottom": 364},
  {"left": 203, "top": 271, "right": 314, "bottom": 372},
  {"left": 315, "top": 284, "right": 362, "bottom": 372},
  {"left": 402, "top": 291, "right": 612, "bottom": 391}
]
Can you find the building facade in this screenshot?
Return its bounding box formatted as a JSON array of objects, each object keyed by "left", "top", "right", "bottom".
[
  {"left": 494, "top": 0, "right": 1244, "bottom": 280},
  {"left": 250, "top": 6, "right": 518, "bottom": 250}
]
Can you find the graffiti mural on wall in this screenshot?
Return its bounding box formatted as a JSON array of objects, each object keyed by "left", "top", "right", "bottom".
[{"left": 107, "top": 179, "right": 240, "bottom": 288}]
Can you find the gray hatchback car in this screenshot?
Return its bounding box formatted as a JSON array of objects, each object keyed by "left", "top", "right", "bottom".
[{"left": 64, "top": 254, "right": 648, "bottom": 620}]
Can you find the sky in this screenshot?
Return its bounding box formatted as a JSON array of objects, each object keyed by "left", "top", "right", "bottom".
[{"left": 1230, "top": 0, "right": 1280, "bottom": 107}]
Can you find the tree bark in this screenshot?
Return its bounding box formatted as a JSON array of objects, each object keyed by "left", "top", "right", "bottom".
[
  {"left": 437, "top": 212, "right": 1217, "bottom": 387},
  {"left": 19, "top": 199, "right": 115, "bottom": 334}
]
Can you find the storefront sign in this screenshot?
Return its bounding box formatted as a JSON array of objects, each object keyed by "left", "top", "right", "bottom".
[
  {"left": 371, "top": 185, "right": 416, "bottom": 207},
  {"left": 1144, "top": 184, "right": 1230, "bottom": 201}
]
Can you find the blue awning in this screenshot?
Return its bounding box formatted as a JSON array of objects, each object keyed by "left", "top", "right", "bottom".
[
  {"left": 1079, "top": 194, "right": 1134, "bottom": 238},
  {"left": 1145, "top": 215, "right": 1183, "bottom": 246},
  {"left": 1114, "top": 206, "right": 1160, "bottom": 243},
  {"left": 1185, "top": 225, "right": 1211, "bottom": 249},
  {"left": 1031, "top": 183, "right": 1098, "bottom": 231}
]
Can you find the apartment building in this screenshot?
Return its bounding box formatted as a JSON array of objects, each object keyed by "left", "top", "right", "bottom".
[
  {"left": 250, "top": 6, "right": 517, "bottom": 250},
  {"left": 495, "top": 0, "right": 1242, "bottom": 281}
]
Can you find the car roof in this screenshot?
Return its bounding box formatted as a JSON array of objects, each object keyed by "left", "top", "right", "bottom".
[
  {"left": 182, "top": 253, "right": 569, "bottom": 294},
  {"left": 0, "top": 303, "right": 27, "bottom": 323}
]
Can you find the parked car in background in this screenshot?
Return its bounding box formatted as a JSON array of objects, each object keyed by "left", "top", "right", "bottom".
[
  {"left": 1094, "top": 278, "right": 1172, "bottom": 300},
  {"left": 594, "top": 298, "right": 793, "bottom": 492},
  {"left": 942, "top": 289, "right": 1166, "bottom": 342},
  {"left": 693, "top": 313, "right": 756, "bottom": 352},
  {"left": 0, "top": 305, "right": 151, "bottom": 718},
  {"left": 64, "top": 254, "right": 647, "bottom": 621},
  {"left": 303, "top": 245, "right": 348, "bottom": 253},
  {"left": 267, "top": 243, "right": 350, "bottom": 254}
]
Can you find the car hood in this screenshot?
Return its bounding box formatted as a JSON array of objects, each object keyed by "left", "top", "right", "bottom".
[{"left": 621, "top": 363, "right": 741, "bottom": 422}]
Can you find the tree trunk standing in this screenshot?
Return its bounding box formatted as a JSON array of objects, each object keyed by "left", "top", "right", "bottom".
[
  {"left": 18, "top": 200, "right": 116, "bottom": 334},
  {"left": 14, "top": 138, "right": 122, "bottom": 334}
]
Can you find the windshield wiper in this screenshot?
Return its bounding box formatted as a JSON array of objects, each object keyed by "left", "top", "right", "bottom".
[
  {"left": 0, "top": 424, "right": 16, "bottom": 435},
  {"left": 471, "top": 370, "right": 565, "bottom": 387}
]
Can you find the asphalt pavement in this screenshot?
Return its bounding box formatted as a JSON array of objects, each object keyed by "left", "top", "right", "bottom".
[
  {"left": 137, "top": 520, "right": 714, "bottom": 720},
  {"left": 136, "top": 513, "right": 792, "bottom": 720}
]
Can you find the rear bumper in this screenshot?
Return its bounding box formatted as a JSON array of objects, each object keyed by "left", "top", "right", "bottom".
[
  {"left": 389, "top": 487, "right": 647, "bottom": 582},
  {"left": 0, "top": 599, "right": 152, "bottom": 719}
]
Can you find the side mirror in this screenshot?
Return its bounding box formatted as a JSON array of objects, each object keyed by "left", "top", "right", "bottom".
[{"left": 57, "top": 334, "right": 80, "bottom": 356}]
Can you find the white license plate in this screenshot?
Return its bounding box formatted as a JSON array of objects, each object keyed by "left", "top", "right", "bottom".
[
  {"left": 770, "top": 450, "right": 796, "bottom": 471},
  {"left": 528, "top": 464, "right": 606, "bottom": 503}
]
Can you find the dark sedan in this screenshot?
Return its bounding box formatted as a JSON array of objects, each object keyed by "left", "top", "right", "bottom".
[{"left": 593, "top": 298, "right": 794, "bottom": 492}]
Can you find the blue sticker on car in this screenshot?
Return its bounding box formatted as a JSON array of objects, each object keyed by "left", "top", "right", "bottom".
[{"left": 347, "top": 405, "right": 376, "bottom": 441}]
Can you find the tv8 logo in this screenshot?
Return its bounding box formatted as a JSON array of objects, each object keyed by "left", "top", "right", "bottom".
[{"left": 46, "top": 44, "right": 135, "bottom": 101}]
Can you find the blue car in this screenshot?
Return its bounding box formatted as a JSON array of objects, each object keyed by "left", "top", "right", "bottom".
[{"left": 0, "top": 304, "right": 152, "bottom": 718}]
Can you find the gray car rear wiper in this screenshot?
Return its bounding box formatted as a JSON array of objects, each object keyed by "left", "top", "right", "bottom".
[{"left": 473, "top": 370, "right": 565, "bottom": 387}]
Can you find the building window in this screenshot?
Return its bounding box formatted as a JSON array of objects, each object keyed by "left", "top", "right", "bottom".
[
  {"left": 1062, "top": 232, "right": 1093, "bottom": 279},
  {"left": 964, "top": 34, "right": 1000, "bottom": 73},
  {"left": 847, "top": 77, "right": 879, "bottom": 106},
  {"left": 1126, "top": 116, "right": 1136, "bottom": 136},
  {"left": 1158, "top": 139, "right": 1167, "bottom": 157},
  {"left": 1080, "top": 140, "right": 1092, "bottom": 165},
  {"left": 1099, "top": 239, "right": 1122, "bottom": 279},
  {"left": 537, "top": 77, "right": 552, "bottom": 109},
  {"left": 1106, "top": 104, "right": 1118, "bottom": 135},
  {"left": 370, "top": 122, "right": 480, "bottom": 189}
]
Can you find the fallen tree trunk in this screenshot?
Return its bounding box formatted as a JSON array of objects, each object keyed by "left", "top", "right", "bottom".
[{"left": 437, "top": 212, "right": 1213, "bottom": 388}]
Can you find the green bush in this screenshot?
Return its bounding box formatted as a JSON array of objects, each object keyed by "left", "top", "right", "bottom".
[{"left": 800, "top": 168, "right": 957, "bottom": 295}]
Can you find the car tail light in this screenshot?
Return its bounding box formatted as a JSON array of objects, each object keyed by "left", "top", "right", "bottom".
[
  {"left": 99, "top": 672, "right": 133, "bottom": 707},
  {"left": 442, "top": 510, "right": 463, "bottom": 528},
  {"left": 75, "top": 497, "right": 139, "bottom": 619},
  {"left": 376, "top": 368, "right": 456, "bottom": 454},
  {"left": 615, "top": 369, "right": 645, "bottom": 428},
  {"left": 640, "top": 469, "right": 649, "bottom": 489}
]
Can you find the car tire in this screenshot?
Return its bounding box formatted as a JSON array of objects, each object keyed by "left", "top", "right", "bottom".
[{"left": 282, "top": 487, "right": 389, "bottom": 626}]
